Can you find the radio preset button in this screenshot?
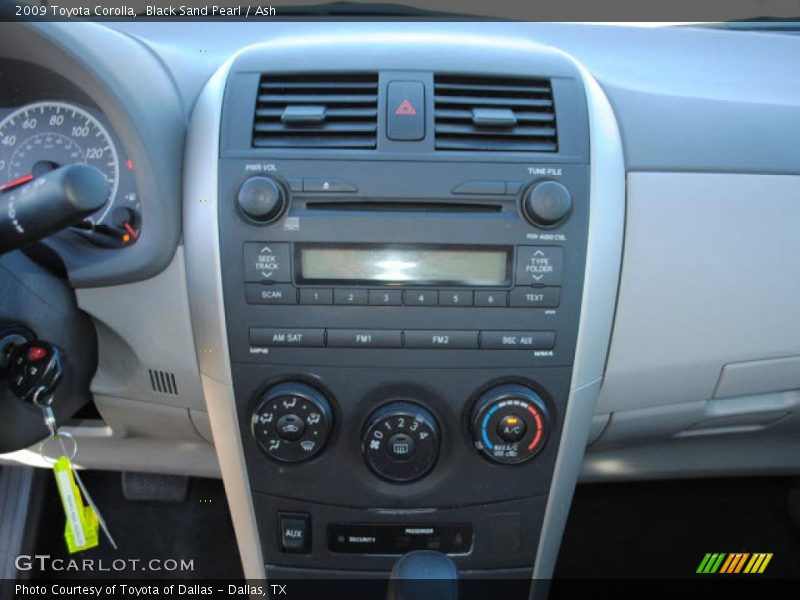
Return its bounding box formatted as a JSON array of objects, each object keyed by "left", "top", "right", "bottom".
[
  {"left": 516, "top": 246, "right": 563, "bottom": 286},
  {"left": 368, "top": 289, "right": 403, "bottom": 306},
  {"left": 403, "top": 290, "right": 438, "bottom": 306},
  {"left": 509, "top": 287, "right": 561, "bottom": 308},
  {"left": 439, "top": 291, "right": 473, "bottom": 307},
  {"left": 480, "top": 331, "right": 556, "bottom": 350},
  {"left": 245, "top": 284, "right": 297, "bottom": 305},
  {"left": 474, "top": 291, "right": 508, "bottom": 307},
  {"left": 299, "top": 288, "right": 333, "bottom": 305},
  {"left": 404, "top": 331, "right": 478, "bottom": 349},
  {"left": 334, "top": 289, "right": 368, "bottom": 305},
  {"left": 244, "top": 243, "right": 291, "bottom": 282},
  {"left": 327, "top": 329, "right": 402, "bottom": 348},
  {"left": 250, "top": 328, "right": 324, "bottom": 347}
]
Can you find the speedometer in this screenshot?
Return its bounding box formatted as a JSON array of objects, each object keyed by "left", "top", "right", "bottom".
[{"left": 0, "top": 101, "right": 140, "bottom": 244}]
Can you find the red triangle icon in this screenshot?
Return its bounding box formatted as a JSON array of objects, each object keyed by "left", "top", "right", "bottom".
[{"left": 394, "top": 99, "right": 417, "bottom": 116}]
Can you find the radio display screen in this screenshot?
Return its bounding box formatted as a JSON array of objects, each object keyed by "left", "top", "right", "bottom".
[{"left": 297, "top": 244, "right": 512, "bottom": 287}]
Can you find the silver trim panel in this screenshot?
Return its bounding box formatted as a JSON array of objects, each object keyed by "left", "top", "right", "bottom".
[
  {"left": 532, "top": 64, "right": 625, "bottom": 584},
  {"left": 184, "top": 55, "right": 266, "bottom": 579}
]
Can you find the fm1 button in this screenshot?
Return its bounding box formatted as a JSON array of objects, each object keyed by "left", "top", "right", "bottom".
[
  {"left": 277, "top": 414, "right": 306, "bottom": 441},
  {"left": 387, "top": 433, "right": 416, "bottom": 460},
  {"left": 497, "top": 415, "right": 527, "bottom": 443},
  {"left": 279, "top": 513, "right": 311, "bottom": 554}
]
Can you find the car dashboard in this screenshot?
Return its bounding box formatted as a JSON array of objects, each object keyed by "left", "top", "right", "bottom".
[{"left": 1, "top": 19, "right": 799, "bottom": 583}]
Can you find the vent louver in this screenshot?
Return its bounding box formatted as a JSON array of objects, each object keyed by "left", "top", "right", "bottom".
[
  {"left": 252, "top": 73, "right": 378, "bottom": 149},
  {"left": 434, "top": 75, "right": 558, "bottom": 152}
]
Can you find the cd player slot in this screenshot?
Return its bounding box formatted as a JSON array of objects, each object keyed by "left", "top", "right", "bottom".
[{"left": 302, "top": 200, "right": 504, "bottom": 213}]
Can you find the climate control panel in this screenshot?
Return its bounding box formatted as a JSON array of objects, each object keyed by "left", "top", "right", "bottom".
[
  {"left": 470, "top": 384, "right": 550, "bottom": 464},
  {"left": 251, "top": 381, "right": 333, "bottom": 462},
  {"left": 362, "top": 402, "right": 441, "bottom": 483}
]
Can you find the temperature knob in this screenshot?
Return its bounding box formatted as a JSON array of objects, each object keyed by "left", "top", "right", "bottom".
[
  {"left": 252, "top": 382, "right": 333, "bottom": 463},
  {"left": 363, "top": 402, "right": 440, "bottom": 483},
  {"left": 471, "top": 384, "right": 550, "bottom": 465}
]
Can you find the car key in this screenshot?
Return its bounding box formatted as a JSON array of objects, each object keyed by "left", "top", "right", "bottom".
[
  {"left": 7, "top": 340, "right": 63, "bottom": 406},
  {"left": 6, "top": 340, "right": 117, "bottom": 552}
]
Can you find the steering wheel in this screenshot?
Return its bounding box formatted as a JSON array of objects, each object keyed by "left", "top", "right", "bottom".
[{"left": 0, "top": 250, "right": 96, "bottom": 453}]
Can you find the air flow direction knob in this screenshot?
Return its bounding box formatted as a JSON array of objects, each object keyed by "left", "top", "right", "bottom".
[
  {"left": 252, "top": 382, "right": 333, "bottom": 462},
  {"left": 237, "top": 176, "right": 287, "bottom": 223},
  {"left": 471, "top": 384, "right": 550, "bottom": 465},
  {"left": 363, "top": 402, "right": 440, "bottom": 483},
  {"left": 522, "top": 181, "right": 572, "bottom": 227}
]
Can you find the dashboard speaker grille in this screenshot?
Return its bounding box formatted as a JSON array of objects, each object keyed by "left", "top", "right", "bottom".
[
  {"left": 434, "top": 75, "right": 558, "bottom": 152},
  {"left": 253, "top": 73, "right": 378, "bottom": 149},
  {"left": 148, "top": 369, "right": 178, "bottom": 396}
]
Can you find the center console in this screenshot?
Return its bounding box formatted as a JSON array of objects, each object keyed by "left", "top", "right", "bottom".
[{"left": 185, "top": 33, "right": 624, "bottom": 582}]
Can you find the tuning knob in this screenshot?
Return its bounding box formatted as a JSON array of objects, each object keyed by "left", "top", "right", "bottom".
[
  {"left": 251, "top": 382, "right": 333, "bottom": 462},
  {"left": 522, "top": 181, "right": 572, "bottom": 227},
  {"left": 471, "top": 384, "right": 550, "bottom": 465},
  {"left": 237, "top": 176, "right": 287, "bottom": 223},
  {"left": 362, "top": 402, "right": 440, "bottom": 483}
]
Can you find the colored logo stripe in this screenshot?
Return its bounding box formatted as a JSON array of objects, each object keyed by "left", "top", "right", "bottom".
[
  {"left": 697, "top": 553, "right": 726, "bottom": 573},
  {"left": 744, "top": 553, "right": 773, "bottom": 574},
  {"left": 697, "top": 552, "right": 773, "bottom": 574}
]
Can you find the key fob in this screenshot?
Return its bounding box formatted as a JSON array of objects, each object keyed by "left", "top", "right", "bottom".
[{"left": 7, "top": 341, "right": 64, "bottom": 404}]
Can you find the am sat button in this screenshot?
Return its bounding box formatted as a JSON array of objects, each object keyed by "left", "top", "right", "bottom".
[
  {"left": 279, "top": 513, "right": 310, "bottom": 554},
  {"left": 480, "top": 331, "right": 556, "bottom": 350},
  {"left": 249, "top": 328, "right": 324, "bottom": 347}
]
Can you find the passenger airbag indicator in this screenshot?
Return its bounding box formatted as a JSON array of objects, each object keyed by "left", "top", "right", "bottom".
[{"left": 328, "top": 523, "right": 472, "bottom": 554}]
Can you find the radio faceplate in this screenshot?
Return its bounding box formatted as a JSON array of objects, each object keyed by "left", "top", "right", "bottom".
[
  {"left": 219, "top": 160, "right": 589, "bottom": 370},
  {"left": 218, "top": 159, "right": 588, "bottom": 569}
]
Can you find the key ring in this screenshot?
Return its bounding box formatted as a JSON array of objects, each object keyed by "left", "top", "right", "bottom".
[
  {"left": 38, "top": 430, "right": 77, "bottom": 464},
  {"left": 32, "top": 386, "right": 54, "bottom": 407}
]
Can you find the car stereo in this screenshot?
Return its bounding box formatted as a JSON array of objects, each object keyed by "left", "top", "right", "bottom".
[{"left": 211, "top": 61, "right": 592, "bottom": 575}]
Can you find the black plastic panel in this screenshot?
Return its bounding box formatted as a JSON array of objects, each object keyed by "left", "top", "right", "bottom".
[{"left": 219, "top": 50, "right": 590, "bottom": 573}]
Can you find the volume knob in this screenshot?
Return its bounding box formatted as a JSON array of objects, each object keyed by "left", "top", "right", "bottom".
[{"left": 237, "top": 176, "right": 286, "bottom": 223}]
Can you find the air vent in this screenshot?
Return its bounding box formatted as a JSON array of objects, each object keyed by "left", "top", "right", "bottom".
[
  {"left": 434, "top": 75, "right": 558, "bottom": 152},
  {"left": 148, "top": 369, "right": 178, "bottom": 396},
  {"left": 253, "top": 73, "right": 378, "bottom": 149}
]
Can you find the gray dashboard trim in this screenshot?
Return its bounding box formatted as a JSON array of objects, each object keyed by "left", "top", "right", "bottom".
[
  {"left": 184, "top": 55, "right": 266, "bottom": 579},
  {"left": 532, "top": 63, "right": 625, "bottom": 585}
]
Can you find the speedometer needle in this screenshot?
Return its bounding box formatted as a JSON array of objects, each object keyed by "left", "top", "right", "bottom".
[{"left": 0, "top": 173, "right": 34, "bottom": 192}]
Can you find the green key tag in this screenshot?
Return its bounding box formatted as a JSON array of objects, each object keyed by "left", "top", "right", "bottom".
[{"left": 52, "top": 456, "right": 99, "bottom": 553}]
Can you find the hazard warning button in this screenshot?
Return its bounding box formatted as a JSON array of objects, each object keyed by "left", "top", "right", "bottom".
[{"left": 387, "top": 81, "right": 425, "bottom": 141}]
